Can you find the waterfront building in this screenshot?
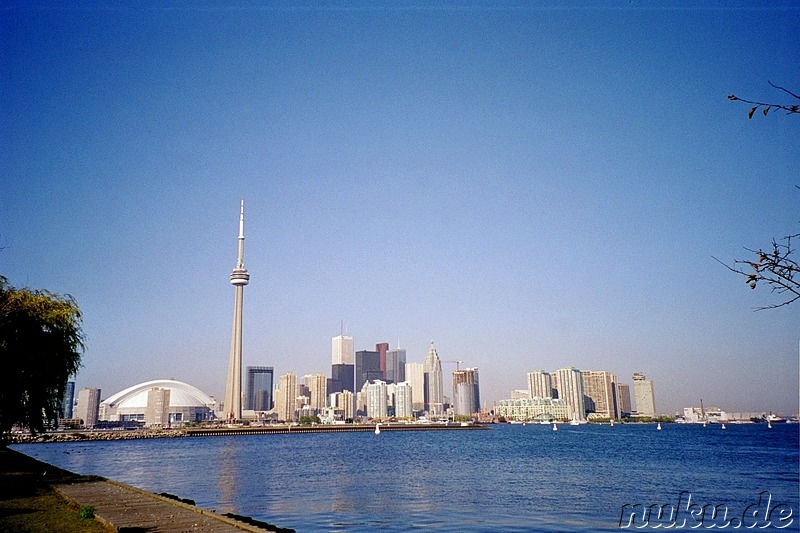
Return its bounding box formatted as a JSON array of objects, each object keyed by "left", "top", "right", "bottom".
[
  {"left": 452, "top": 367, "right": 480, "bottom": 416},
  {"left": 275, "top": 372, "right": 297, "bottom": 422},
  {"left": 527, "top": 370, "right": 553, "bottom": 399},
  {"left": 616, "top": 383, "right": 632, "bottom": 417},
  {"left": 145, "top": 387, "right": 171, "bottom": 428},
  {"left": 61, "top": 380, "right": 75, "bottom": 419},
  {"left": 308, "top": 372, "right": 328, "bottom": 411},
  {"left": 332, "top": 334, "right": 354, "bottom": 365},
  {"left": 355, "top": 350, "right": 382, "bottom": 391},
  {"left": 76, "top": 387, "right": 101, "bottom": 428},
  {"left": 581, "top": 370, "right": 618, "bottom": 419},
  {"left": 224, "top": 199, "right": 250, "bottom": 422},
  {"left": 394, "top": 381, "right": 413, "bottom": 418},
  {"left": 405, "top": 362, "right": 425, "bottom": 412},
  {"left": 366, "top": 380, "right": 388, "bottom": 419},
  {"left": 386, "top": 347, "right": 406, "bottom": 384},
  {"left": 423, "top": 341, "right": 444, "bottom": 416},
  {"left": 245, "top": 366, "right": 274, "bottom": 412},
  {"left": 496, "top": 397, "right": 571, "bottom": 422},
  {"left": 554, "top": 367, "right": 586, "bottom": 421},
  {"left": 632, "top": 372, "right": 656, "bottom": 417},
  {"left": 331, "top": 390, "right": 354, "bottom": 420},
  {"left": 100, "top": 380, "right": 216, "bottom": 425}
]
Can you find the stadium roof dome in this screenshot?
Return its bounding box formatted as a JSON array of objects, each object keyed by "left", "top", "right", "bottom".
[{"left": 101, "top": 379, "right": 216, "bottom": 410}]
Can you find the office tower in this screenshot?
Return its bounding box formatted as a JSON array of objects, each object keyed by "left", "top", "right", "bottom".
[
  {"left": 308, "top": 372, "right": 328, "bottom": 411},
  {"left": 394, "top": 382, "right": 413, "bottom": 418},
  {"left": 61, "top": 381, "right": 75, "bottom": 419},
  {"left": 616, "top": 383, "right": 632, "bottom": 417},
  {"left": 145, "top": 387, "right": 171, "bottom": 428},
  {"left": 386, "top": 347, "right": 406, "bottom": 384},
  {"left": 76, "top": 387, "right": 101, "bottom": 428},
  {"left": 245, "top": 366, "right": 274, "bottom": 411},
  {"left": 332, "top": 334, "right": 354, "bottom": 365},
  {"left": 224, "top": 199, "right": 250, "bottom": 421},
  {"left": 376, "top": 342, "right": 389, "bottom": 380},
  {"left": 554, "top": 367, "right": 586, "bottom": 420},
  {"left": 423, "top": 341, "right": 444, "bottom": 416},
  {"left": 355, "top": 350, "right": 382, "bottom": 391},
  {"left": 366, "top": 380, "right": 388, "bottom": 419},
  {"left": 405, "top": 362, "right": 425, "bottom": 412},
  {"left": 331, "top": 363, "right": 355, "bottom": 393},
  {"left": 632, "top": 372, "right": 656, "bottom": 417},
  {"left": 452, "top": 367, "right": 480, "bottom": 416},
  {"left": 275, "top": 372, "right": 297, "bottom": 422},
  {"left": 581, "top": 370, "right": 618, "bottom": 419},
  {"left": 527, "top": 370, "right": 553, "bottom": 399}
]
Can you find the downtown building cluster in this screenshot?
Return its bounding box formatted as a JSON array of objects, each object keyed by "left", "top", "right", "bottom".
[
  {"left": 246, "top": 336, "right": 481, "bottom": 423},
  {"left": 496, "top": 369, "right": 656, "bottom": 422}
]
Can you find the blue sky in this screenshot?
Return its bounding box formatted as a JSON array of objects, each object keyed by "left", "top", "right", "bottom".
[{"left": 2, "top": 1, "right": 798, "bottom": 415}]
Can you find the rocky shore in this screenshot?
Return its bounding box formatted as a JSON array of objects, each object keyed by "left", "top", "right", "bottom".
[{"left": 7, "top": 428, "right": 187, "bottom": 444}]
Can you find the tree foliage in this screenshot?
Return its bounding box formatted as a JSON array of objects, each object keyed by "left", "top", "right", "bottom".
[
  {"left": 717, "top": 233, "right": 800, "bottom": 310},
  {"left": 728, "top": 81, "right": 799, "bottom": 118},
  {"left": 0, "top": 276, "right": 85, "bottom": 437}
]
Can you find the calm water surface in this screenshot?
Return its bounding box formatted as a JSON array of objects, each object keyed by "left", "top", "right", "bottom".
[{"left": 13, "top": 423, "right": 800, "bottom": 531}]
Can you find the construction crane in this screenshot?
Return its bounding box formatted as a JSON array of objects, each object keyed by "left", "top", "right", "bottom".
[{"left": 443, "top": 360, "right": 464, "bottom": 371}]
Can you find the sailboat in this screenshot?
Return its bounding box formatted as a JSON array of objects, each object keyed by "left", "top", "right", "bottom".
[
  {"left": 657, "top": 422, "right": 662, "bottom": 431},
  {"left": 375, "top": 423, "right": 381, "bottom": 435},
  {"left": 552, "top": 423, "right": 558, "bottom": 432},
  {"left": 721, "top": 423, "right": 726, "bottom": 430}
]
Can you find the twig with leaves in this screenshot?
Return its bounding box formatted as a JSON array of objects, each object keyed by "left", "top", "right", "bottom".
[{"left": 728, "top": 81, "right": 800, "bottom": 118}]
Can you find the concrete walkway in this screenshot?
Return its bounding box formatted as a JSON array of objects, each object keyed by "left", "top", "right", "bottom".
[{"left": 56, "top": 478, "right": 267, "bottom": 532}]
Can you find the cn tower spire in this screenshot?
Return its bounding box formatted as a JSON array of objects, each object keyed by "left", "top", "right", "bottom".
[{"left": 224, "top": 198, "right": 250, "bottom": 421}]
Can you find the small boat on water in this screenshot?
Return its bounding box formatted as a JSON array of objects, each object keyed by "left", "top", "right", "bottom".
[
  {"left": 721, "top": 423, "right": 726, "bottom": 430},
  {"left": 610, "top": 419, "right": 614, "bottom": 427},
  {"left": 657, "top": 422, "right": 662, "bottom": 431},
  {"left": 552, "top": 423, "right": 558, "bottom": 432},
  {"left": 375, "top": 424, "right": 380, "bottom": 435}
]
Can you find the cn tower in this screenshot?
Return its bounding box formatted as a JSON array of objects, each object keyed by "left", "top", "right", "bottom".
[{"left": 224, "top": 199, "right": 250, "bottom": 421}]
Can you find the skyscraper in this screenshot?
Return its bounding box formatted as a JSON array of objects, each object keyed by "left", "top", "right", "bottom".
[
  {"left": 554, "top": 367, "right": 586, "bottom": 421},
  {"left": 355, "top": 350, "right": 382, "bottom": 391},
  {"left": 423, "top": 341, "right": 444, "bottom": 416},
  {"left": 275, "top": 372, "right": 297, "bottom": 422},
  {"left": 332, "top": 334, "right": 354, "bottom": 365},
  {"left": 246, "top": 366, "right": 274, "bottom": 411},
  {"left": 308, "top": 372, "right": 328, "bottom": 411},
  {"left": 224, "top": 199, "right": 250, "bottom": 421},
  {"left": 632, "top": 372, "right": 656, "bottom": 417},
  {"left": 366, "top": 380, "right": 388, "bottom": 419},
  {"left": 616, "top": 383, "right": 632, "bottom": 417},
  {"left": 394, "top": 381, "right": 413, "bottom": 418},
  {"left": 76, "top": 387, "right": 101, "bottom": 428},
  {"left": 405, "top": 362, "right": 425, "bottom": 412},
  {"left": 452, "top": 367, "right": 480, "bottom": 416},
  {"left": 376, "top": 342, "right": 389, "bottom": 380},
  {"left": 527, "top": 370, "right": 553, "bottom": 399},
  {"left": 581, "top": 370, "right": 618, "bottom": 419},
  {"left": 386, "top": 347, "right": 406, "bottom": 383}
]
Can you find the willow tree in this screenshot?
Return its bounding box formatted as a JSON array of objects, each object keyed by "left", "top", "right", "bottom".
[{"left": 0, "top": 276, "right": 84, "bottom": 437}]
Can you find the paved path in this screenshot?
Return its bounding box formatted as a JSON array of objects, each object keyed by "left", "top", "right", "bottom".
[{"left": 56, "top": 479, "right": 266, "bottom": 532}]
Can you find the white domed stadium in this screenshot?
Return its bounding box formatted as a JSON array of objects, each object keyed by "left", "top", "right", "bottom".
[{"left": 99, "top": 379, "right": 217, "bottom": 427}]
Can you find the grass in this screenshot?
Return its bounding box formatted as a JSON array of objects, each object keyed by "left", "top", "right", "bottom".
[{"left": 0, "top": 447, "right": 111, "bottom": 532}]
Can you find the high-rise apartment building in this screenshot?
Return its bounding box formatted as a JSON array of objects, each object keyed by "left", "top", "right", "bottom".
[
  {"left": 245, "top": 366, "right": 274, "bottom": 411},
  {"left": 366, "top": 380, "right": 388, "bottom": 419},
  {"left": 61, "top": 381, "right": 75, "bottom": 419},
  {"left": 355, "top": 350, "right": 382, "bottom": 391},
  {"left": 76, "top": 387, "right": 101, "bottom": 428},
  {"left": 386, "top": 347, "right": 406, "bottom": 384},
  {"left": 331, "top": 390, "right": 354, "bottom": 420},
  {"left": 405, "top": 362, "right": 425, "bottom": 412},
  {"left": 554, "top": 367, "right": 586, "bottom": 421},
  {"left": 527, "top": 370, "right": 553, "bottom": 399},
  {"left": 423, "top": 341, "right": 444, "bottom": 416},
  {"left": 632, "top": 372, "right": 656, "bottom": 417},
  {"left": 581, "top": 370, "right": 618, "bottom": 419},
  {"left": 616, "top": 383, "right": 632, "bottom": 417},
  {"left": 452, "top": 368, "right": 480, "bottom": 416},
  {"left": 332, "top": 334, "right": 354, "bottom": 365},
  {"left": 145, "top": 387, "right": 171, "bottom": 428},
  {"left": 308, "top": 372, "right": 328, "bottom": 411},
  {"left": 275, "top": 372, "right": 297, "bottom": 422},
  {"left": 394, "top": 382, "right": 413, "bottom": 418}
]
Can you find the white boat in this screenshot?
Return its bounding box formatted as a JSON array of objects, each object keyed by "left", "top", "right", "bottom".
[
  {"left": 375, "top": 423, "right": 380, "bottom": 435},
  {"left": 721, "top": 424, "right": 726, "bottom": 430},
  {"left": 768, "top": 421, "right": 772, "bottom": 429},
  {"left": 552, "top": 423, "right": 558, "bottom": 431},
  {"left": 657, "top": 422, "right": 662, "bottom": 431},
  {"left": 610, "top": 420, "right": 614, "bottom": 427}
]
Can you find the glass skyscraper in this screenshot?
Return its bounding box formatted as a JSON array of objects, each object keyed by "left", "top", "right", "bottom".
[{"left": 245, "top": 366, "right": 274, "bottom": 411}]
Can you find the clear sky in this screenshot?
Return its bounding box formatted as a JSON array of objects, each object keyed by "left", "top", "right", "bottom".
[{"left": 2, "top": 1, "right": 798, "bottom": 416}]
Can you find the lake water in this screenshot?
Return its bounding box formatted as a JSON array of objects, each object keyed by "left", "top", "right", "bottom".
[{"left": 13, "top": 423, "right": 800, "bottom": 531}]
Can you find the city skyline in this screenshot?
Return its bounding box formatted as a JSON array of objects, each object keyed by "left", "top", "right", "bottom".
[{"left": 2, "top": 3, "right": 797, "bottom": 416}]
